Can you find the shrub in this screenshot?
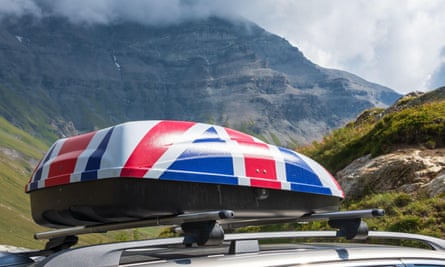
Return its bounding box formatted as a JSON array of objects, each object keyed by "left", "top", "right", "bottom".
[{"left": 388, "top": 216, "right": 421, "bottom": 233}]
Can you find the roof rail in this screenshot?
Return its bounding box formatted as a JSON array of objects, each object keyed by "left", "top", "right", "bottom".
[
  {"left": 368, "top": 231, "right": 445, "bottom": 251},
  {"left": 32, "top": 208, "right": 384, "bottom": 253},
  {"left": 225, "top": 230, "right": 445, "bottom": 252}
]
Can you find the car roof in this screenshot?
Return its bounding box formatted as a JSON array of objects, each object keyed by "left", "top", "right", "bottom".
[
  {"left": 32, "top": 232, "right": 445, "bottom": 267},
  {"left": 10, "top": 209, "right": 445, "bottom": 266},
  {"left": 118, "top": 243, "right": 445, "bottom": 267}
]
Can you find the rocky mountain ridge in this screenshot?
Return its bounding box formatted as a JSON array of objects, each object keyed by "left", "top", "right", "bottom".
[{"left": 0, "top": 16, "right": 400, "bottom": 145}]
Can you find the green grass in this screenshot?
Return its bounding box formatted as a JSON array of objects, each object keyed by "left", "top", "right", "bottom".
[
  {"left": 0, "top": 116, "right": 50, "bottom": 248},
  {"left": 344, "top": 192, "right": 445, "bottom": 238},
  {"left": 299, "top": 100, "right": 445, "bottom": 173},
  {"left": 243, "top": 192, "right": 445, "bottom": 241},
  {"left": 0, "top": 116, "right": 163, "bottom": 248},
  {"left": 0, "top": 84, "right": 59, "bottom": 143}
]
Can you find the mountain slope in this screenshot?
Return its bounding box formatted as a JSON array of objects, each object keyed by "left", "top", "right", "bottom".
[
  {"left": 0, "top": 116, "right": 163, "bottom": 248},
  {"left": 294, "top": 87, "right": 445, "bottom": 238},
  {"left": 0, "top": 16, "right": 400, "bottom": 146},
  {"left": 0, "top": 116, "right": 48, "bottom": 248},
  {"left": 299, "top": 86, "right": 445, "bottom": 173}
]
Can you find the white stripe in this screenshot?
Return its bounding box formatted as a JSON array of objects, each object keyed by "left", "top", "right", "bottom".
[
  {"left": 69, "top": 128, "right": 111, "bottom": 183},
  {"left": 214, "top": 126, "right": 248, "bottom": 185},
  {"left": 37, "top": 179, "right": 46, "bottom": 190},
  {"left": 269, "top": 144, "right": 289, "bottom": 190},
  {"left": 97, "top": 168, "right": 122, "bottom": 179},
  {"left": 99, "top": 121, "right": 159, "bottom": 179},
  {"left": 144, "top": 123, "right": 211, "bottom": 179}
]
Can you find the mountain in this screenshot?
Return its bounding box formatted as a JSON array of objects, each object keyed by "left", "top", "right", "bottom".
[{"left": 0, "top": 16, "right": 400, "bottom": 146}]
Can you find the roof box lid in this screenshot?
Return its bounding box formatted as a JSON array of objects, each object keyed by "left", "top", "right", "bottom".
[{"left": 26, "top": 120, "right": 344, "bottom": 199}]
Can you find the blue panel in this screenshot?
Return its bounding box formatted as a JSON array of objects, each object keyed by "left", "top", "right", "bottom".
[
  {"left": 193, "top": 127, "right": 225, "bottom": 143},
  {"left": 285, "top": 163, "right": 323, "bottom": 186},
  {"left": 79, "top": 171, "right": 98, "bottom": 182},
  {"left": 164, "top": 129, "right": 232, "bottom": 184},
  {"left": 201, "top": 127, "right": 219, "bottom": 138},
  {"left": 193, "top": 137, "right": 225, "bottom": 143},
  {"left": 278, "top": 147, "right": 323, "bottom": 186},
  {"left": 172, "top": 127, "right": 234, "bottom": 176},
  {"left": 81, "top": 127, "right": 114, "bottom": 181},
  {"left": 290, "top": 183, "right": 332, "bottom": 195},
  {"left": 167, "top": 157, "right": 234, "bottom": 176}
]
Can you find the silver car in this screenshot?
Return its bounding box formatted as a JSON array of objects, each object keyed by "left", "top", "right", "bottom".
[
  {"left": 2, "top": 209, "right": 445, "bottom": 267},
  {"left": 23, "top": 231, "right": 445, "bottom": 267}
]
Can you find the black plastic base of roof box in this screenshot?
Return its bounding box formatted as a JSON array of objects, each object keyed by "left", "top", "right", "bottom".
[{"left": 29, "top": 178, "right": 341, "bottom": 228}]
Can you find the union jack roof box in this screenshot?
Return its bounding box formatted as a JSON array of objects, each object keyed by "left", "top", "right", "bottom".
[{"left": 26, "top": 120, "right": 344, "bottom": 228}]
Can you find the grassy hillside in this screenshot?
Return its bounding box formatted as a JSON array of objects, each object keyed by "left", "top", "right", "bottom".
[
  {"left": 0, "top": 116, "right": 161, "bottom": 249},
  {"left": 0, "top": 116, "right": 49, "bottom": 248},
  {"left": 0, "top": 84, "right": 60, "bottom": 143},
  {"left": 295, "top": 88, "right": 445, "bottom": 239},
  {"left": 299, "top": 89, "right": 445, "bottom": 174}
]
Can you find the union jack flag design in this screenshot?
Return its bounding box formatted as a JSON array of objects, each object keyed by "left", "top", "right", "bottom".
[{"left": 26, "top": 120, "right": 344, "bottom": 199}]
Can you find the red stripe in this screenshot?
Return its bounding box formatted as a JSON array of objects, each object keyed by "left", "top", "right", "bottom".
[
  {"left": 244, "top": 157, "right": 277, "bottom": 180},
  {"left": 232, "top": 132, "right": 279, "bottom": 189},
  {"left": 45, "top": 132, "right": 96, "bottom": 187},
  {"left": 326, "top": 168, "right": 344, "bottom": 198},
  {"left": 225, "top": 128, "right": 256, "bottom": 142},
  {"left": 250, "top": 178, "right": 282, "bottom": 189},
  {"left": 120, "top": 121, "right": 194, "bottom": 178}
]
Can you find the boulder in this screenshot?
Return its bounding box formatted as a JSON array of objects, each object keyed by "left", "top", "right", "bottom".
[{"left": 336, "top": 148, "right": 445, "bottom": 199}]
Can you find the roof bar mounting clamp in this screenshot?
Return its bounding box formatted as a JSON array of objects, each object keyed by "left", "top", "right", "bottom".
[
  {"left": 329, "top": 218, "right": 369, "bottom": 240},
  {"left": 182, "top": 221, "right": 225, "bottom": 247}
]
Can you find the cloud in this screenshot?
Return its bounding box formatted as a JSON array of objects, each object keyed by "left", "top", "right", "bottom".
[
  {"left": 1, "top": 0, "right": 445, "bottom": 93},
  {"left": 0, "top": 0, "right": 41, "bottom": 18},
  {"left": 233, "top": 0, "right": 445, "bottom": 93},
  {"left": 428, "top": 48, "right": 445, "bottom": 89},
  {"left": 32, "top": 0, "right": 242, "bottom": 25}
]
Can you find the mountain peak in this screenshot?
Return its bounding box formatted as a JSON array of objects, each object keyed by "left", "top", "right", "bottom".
[{"left": 0, "top": 16, "right": 400, "bottom": 145}]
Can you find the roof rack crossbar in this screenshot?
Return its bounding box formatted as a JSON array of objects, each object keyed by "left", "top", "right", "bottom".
[
  {"left": 222, "top": 209, "right": 384, "bottom": 240},
  {"left": 300, "top": 208, "right": 385, "bottom": 222},
  {"left": 34, "top": 210, "right": 234, "bottom": 240}
]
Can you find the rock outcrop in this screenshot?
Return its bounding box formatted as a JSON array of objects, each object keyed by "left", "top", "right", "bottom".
[{"left": 336, "top": 148, "right": 445, "bottom": 199}]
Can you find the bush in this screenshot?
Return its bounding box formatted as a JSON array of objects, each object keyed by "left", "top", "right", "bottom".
[{"left": 388, "top": 216, "right": 421, "bottom": 233}]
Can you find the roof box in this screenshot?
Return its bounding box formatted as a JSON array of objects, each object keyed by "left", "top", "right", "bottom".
[{"left": 26, "top": 120, "right": 343, "bottom": 228}]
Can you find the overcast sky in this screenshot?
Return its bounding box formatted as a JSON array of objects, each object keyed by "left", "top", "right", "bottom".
[{"left": 1, "top": 0, "right": 444, "bottom": 94}]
